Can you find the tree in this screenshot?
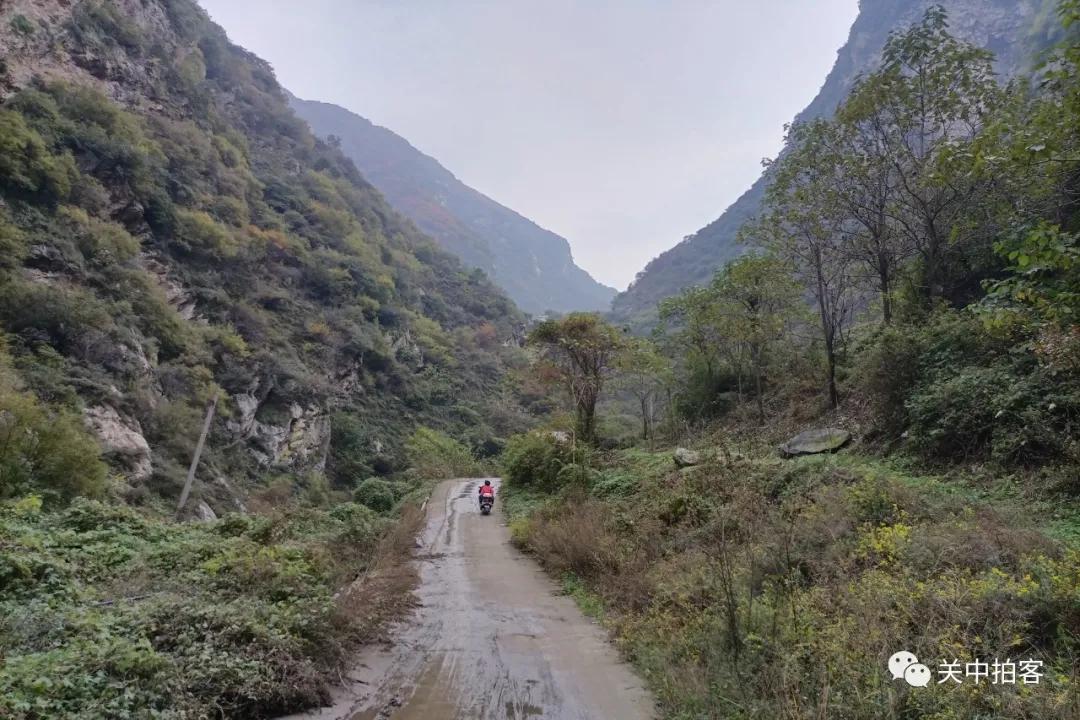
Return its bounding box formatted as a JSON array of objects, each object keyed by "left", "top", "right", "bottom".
[
  {"left": 840, "top": 6, "right": 1005, "bottom": 305},
  {"left": 708, "top": 254, "right": 802, "bottom": 423},
  {"left": 615, "top": 337, "right": 672, "bottom": 442},
  {"left": 759, "top": 125, "right": 861, "bottom": 410},
  {"left": 529, "top": 313, "right": 626, "bottom": 443},
  {"left": 808, "top": 113, "right": 911, "bottom": 323},
  {"left": 658, "top": 286, "right": 723, "bottom": 380}
]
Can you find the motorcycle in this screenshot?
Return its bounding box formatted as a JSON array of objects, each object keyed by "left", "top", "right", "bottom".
[{"left": 479, "top": 496, "right": 494, "bottom": 515}]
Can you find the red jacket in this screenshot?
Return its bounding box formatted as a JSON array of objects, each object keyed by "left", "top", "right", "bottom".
[{"left": 479, "top": 485, "right": 495, "bottom": 498}]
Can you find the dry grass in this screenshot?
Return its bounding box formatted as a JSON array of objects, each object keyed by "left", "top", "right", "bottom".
[
  {"left": 335, "top": 502, "right": 425, "bottom": 643},
  {"left": 513, "top": 449, "right": 1080, "bottom": 719}
]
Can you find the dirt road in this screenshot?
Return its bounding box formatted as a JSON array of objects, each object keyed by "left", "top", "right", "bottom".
[{"left": 283, "top": 478, "right": 655, "bottom": 720}]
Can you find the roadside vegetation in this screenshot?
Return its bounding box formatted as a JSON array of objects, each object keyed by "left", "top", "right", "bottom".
[
  {"left": 0, "top": 0, "right": 514, "bottom": 716},
  {"left": 503, "top": 4, "right": 1080, "bottom": 719}
]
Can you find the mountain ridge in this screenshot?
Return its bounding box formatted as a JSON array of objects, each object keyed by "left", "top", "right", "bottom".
[
  {"left": 290, "top": 96, "right": 616, "bottom": 315},
  {"left": 610, "top": 0, "right": 1058, "bottom": 328}
]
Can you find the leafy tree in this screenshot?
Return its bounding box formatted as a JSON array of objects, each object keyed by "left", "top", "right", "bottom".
[
  {"left": 658, "top": 286, "right": 724, "bottom": 379},
  {"left": 529, "top": 314, "right": 626, "bottom": 443},
  {"left": 757, "top": 138, "right": 859, "bottom": 410},
  {"left": 807, "top": 113, "right": 911, "bottom": 323},
  {"left": 985, "top": 222, "right": 1080, "bottom": 325},
  {"left": 708, "top": 254, "right": 802, "bottom": 423},
  {"left": 841, "top": 6, "right": 1005, "bottom": 305},
  {"left": 615, "top": 337, "right": 672, "bottom": 442}
]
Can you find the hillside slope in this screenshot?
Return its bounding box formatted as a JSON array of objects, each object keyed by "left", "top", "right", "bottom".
[
  {"left": 0, "top": 0, "right": 529, "bottom": 513},
  {"left": 610, "top": 0, "right": 1058, "bottom": 328},
  {"left": 291, "top": 97, "right": 616, "bottom": 315}
]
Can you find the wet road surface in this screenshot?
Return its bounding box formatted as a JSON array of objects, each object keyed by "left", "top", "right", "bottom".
[{"left": 282, "top": 478, "right": 655, "bottom": 720}]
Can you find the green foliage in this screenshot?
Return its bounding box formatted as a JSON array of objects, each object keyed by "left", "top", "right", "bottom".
[
  {"left": 0, "top": 498, "right": 391, "bottom": 720},
  {"left": 404, "top": 426, "right": 482, "bottom": 480},
  {"left": 985, "top": 222, "right": 1080, "bottom": 325},
  {"left": 659, "top": 253, "right": 802, "bottom": 421},
  {"left": 529, "top": 314, "right": 627, "bottom": 442},
  {"left": 0, "top": 110, "right": 78, "bottom": 204},
  {"left": 853, "top": 323, "right": 925, "bottom": 435},
  {"left": 70, "top": 2, "right": 146, "bottom": 54},
  {"left": 856, "top": 310, "right": 1080, "bottom": 465},
  {"left": 906, "top": 358, "right": 1079, "bottom": 465},
  {"left": 327, "top": 412, "right": 376, "bottom": 484},
  {"left": 57, "top": 205, "right": 140, "bottom": 265},
  {"left": 0, "top": 212, "right": 27, "bottom": 268},
  {"left": 502, "top": 431, "right": 575, "bottom": 491},
  {"left": 514, "top": 448, "right": 1080, "bottom": 720},
  {"left": 173, "top": 208, "right": 239, "bottom": 258},
  {"left": 9, "top": 14, "right": 34, "bottom": 36},
  {"left": 0, "top": 346, "right": 107, "bottom": 504},
  {"left": 353, "top": 477, "right": 395, "bottom": 513}
]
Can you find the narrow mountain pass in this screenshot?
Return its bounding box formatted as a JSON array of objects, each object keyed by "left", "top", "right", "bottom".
[{"left": 283, "top": 479, "right": 656, "bottom": 720}]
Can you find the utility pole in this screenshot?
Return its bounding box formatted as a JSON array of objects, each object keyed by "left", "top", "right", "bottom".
[{"left": 176, "top": 391, "right": 218, "bottom": 520}]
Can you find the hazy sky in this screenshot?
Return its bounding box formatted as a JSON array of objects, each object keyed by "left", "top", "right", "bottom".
[{"left": 198, "top": 0, "right": 859, "bottom": 290}]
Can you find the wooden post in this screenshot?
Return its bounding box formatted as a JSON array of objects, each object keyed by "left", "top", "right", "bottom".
[{"left": 176, "top": 391, "right": 218, "bottom": 520}]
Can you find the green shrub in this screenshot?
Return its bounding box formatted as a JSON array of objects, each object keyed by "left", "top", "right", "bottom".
[
  {"left": 10, "top": 14, "right": 34, "bottom": 36},
  {"left": 328, "top": 502, "right": 384, "bottom": 545},
  {"left": 0, "top": 496, "right": 399, "bottom": 720},
  {"left": 502, "top": 431, "right": 575, "bottom": 491},
  {"left": 327, "top": 412, "right": 379, "bottom": 484},
  {"left": 353, "top": 477, "right": 395, "bottom": 513},
  {"left": 854, "top": 322, "right": 925, "bottom": 434},
  {"left": 0, "top": 110, "right": 78, "bottom": 203},
  {"left": 58, "top": 205, "right": 140, "bottom": 265},
  {"left": 907, "top": 362, "right": 1079, "bottom": 464},
  {"left": 0, "top": 213, "right": 27, "bottom": 268},
  {"left": 0, "top": 279, "right": 114, "bottom": 353},
  {"left": 173, "top": 208, "right": 239, "bottom": 258},
  {"left": 0, "top": 386, "right": 107, "bottom": 504},
  {"left": 404, "top": 426, "right": 481, "bottom": 479}
]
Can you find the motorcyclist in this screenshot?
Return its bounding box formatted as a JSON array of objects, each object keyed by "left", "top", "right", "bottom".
[{"left": 478, "top": 480, "right": 495, "bottom": 507}]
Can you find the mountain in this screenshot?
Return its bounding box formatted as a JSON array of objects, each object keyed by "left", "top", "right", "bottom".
[
  {"left": 290, "top": 97, "right": 616, "bottom": 315},
  {"left": 610, "top": 0, "right": 1061, "bottom": 328},
  {"left": 0, "top": 0, "right": 531, "bottom": 511}
]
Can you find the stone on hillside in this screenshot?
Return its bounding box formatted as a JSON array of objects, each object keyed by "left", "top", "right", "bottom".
[
  {"left": 84, "top": 405, "right": 153, "bottom": 481},
  {"left": 550, "top": 431, "right": 572, "bottom": 444},
  {"left": 193, "top": 500, "right": 218, "bottom": 522},
  {"left": 673, "top": 447, "right": 701, "bottom": 467},
  {"left": 780, "top": 428, "right": 852, "bottom": 457}
]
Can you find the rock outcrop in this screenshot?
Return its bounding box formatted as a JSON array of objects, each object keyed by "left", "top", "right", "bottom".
[
  {"left": 83, "top": 405, "right": 153, "bottom": 481},
  {"left": 228, "top": 394, "right": 330, "bottom": 469}
]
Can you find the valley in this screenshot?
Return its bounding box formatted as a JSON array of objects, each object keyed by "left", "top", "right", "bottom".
[{"left": 1, "top": 1, "right": 1079, "bottom": 719}]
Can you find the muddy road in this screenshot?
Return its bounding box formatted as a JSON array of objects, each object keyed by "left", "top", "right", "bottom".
[{"left": 283, "top": 478, "right": 655, "bottom": 720}]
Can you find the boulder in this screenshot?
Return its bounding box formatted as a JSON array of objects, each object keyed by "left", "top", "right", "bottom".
[
  {"left": 550, "top": 431, "right": 572, "bottom": 444},
  {"left": 780, "top": 428, "right": 852, "bottom": 457},
  {"left": 193, "top": 500, "right": 217, "bottom": 522},
  {"left": 84, "top": 405, "right": 153, "bottom": 481},
  {"left": 673, "top": 447, "right": 701, "bottom": 467}
]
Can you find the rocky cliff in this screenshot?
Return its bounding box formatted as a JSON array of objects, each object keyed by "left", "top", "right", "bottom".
[
  {"left": 0, "top": 0, "right": 530, "bottom": 513},
  {"left": 290, "top": 97, "right": 616, "bottom": 315},
  {"left": 610, "top": 0, "right": 1059, "bottom": 328}
]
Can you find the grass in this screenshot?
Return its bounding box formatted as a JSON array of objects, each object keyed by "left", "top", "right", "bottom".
[
  {"left": 0, "top": 495, "right": 421, "bottom": 720},
  {"left": 509, "top": 444, "right": 1080, "bottom": 720}
]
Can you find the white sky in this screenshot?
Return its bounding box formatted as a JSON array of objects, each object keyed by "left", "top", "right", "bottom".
[{"left": 198, "top": 0, "right": 859, "bottom": 290}]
